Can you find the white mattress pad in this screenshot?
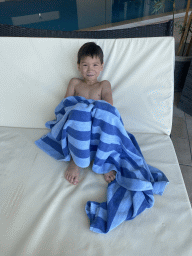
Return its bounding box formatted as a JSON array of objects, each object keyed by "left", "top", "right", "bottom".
[
  {"left": 0, "top": 127, "right": 192, "bottom": 256},
  {"left": 0, "top": 36, "right": 192, "bottom": 255}
]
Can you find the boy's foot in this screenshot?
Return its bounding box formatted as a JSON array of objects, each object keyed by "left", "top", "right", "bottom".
[
  {"left": 65, "top": 159, "right": 80, "bottom": 185},
  {"left": 104, "top": 170, "right": 116, "bottom": 183}
]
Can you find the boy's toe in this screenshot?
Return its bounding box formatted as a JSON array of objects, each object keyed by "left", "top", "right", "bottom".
[
  {"left": 105, "top": 175, "right": 111, "bottom": 183},
  {"left": 109, "top": 176, "right": 113, "bottom": 182},
  {"left": 104, "top": 171, "right": 116, "bottom": 183},
  {"left": 72, "top": 176, "right": 79, "bottom": 185},
  {"left": 69, "top": 175, "right": 74, "bottom": 184},
  {"left": 106, "top": 178, "right": 110, "bottom": 183}
]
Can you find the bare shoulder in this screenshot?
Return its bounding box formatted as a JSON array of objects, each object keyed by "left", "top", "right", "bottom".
[
  {"left": 67, "top": 78, "right": 81, "bottom": 91},
  {"left": 101, "top": 80, "right": 112, "bottom": 90},
  {"left": 101, "top": 80, "right": 111, "bottom": 86},
  {"left": 65, "top": 78, "right": 81, "bottom": 98},
  {"left": 101, "top": 80, "right": 111, "bottom": 88},
  {"left": 69, "top": 78, "right": 81, "bottom": 86}
]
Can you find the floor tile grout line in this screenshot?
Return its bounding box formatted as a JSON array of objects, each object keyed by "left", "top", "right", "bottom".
[
  {"left": 172, "top": 94, "right": 192, "bottom": 169},
  {"left": 184, "top": 112, "right": 192, "bottom": 163},
  {"left": 180, "top": 164, "right": 192, "bottom": 167}
]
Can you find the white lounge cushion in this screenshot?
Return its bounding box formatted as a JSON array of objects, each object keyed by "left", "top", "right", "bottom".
[
  {"left": 0, "top": 127, "right": 192, "bottom": 255},
  {"left": 0, "top": 37, "right": 174, "bottom": 134},
  {"left": 1, "top": 36, "right": 191, "bottom": 256}
]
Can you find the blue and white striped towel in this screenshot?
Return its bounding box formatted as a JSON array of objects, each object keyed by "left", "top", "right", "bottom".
[{"left": 35, "top": 96, "right": 169, "bottom": 234}]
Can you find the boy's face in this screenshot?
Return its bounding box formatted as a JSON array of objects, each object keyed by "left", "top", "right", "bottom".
[{"left": 78, "top": 56, "right": 103, "bottom": 82}]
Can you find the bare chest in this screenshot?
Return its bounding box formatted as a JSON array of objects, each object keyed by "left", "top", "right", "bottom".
[{"left": 74, "top": 83, "right": 102, "bottom": 101}]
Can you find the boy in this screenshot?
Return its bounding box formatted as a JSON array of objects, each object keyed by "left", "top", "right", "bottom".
[{"left": 64, "top": 42, "right": 116, "bottom": 185}]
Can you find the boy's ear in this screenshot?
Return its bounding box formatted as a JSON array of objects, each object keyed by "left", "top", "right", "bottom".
[
  {"left": 101, "top": 63, "right": 104, "bottom": 71},
  {"left": 77, "top": 63, "right": 80, "bottom": 71}
]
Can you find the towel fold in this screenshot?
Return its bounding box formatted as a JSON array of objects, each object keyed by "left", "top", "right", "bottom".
[{"left": 35, "top": 96, "right": 169, "bottom": 234}]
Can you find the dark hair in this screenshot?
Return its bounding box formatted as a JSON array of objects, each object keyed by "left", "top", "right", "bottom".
[{"left": 77, "top": 42, "right": 103, "bottom": 64}]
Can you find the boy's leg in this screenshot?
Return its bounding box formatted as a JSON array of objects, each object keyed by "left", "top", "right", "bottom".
[{"left": 65, "top": 158, "right": 80, "bottom": 185}]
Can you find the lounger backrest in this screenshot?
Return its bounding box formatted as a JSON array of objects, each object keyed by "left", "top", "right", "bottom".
[{"left": 0, "top": 37, "right": 174, "bottom": 134}]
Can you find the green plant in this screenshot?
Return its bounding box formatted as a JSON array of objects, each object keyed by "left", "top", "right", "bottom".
[
  {"left": 152, "top": 0, "right": 166, "bottom": 14},
  {"left": 152, "top": 0, "right": 175, "bottom": 20},
  {"left": 152, "top": 0, "right": 192, "bottom": 56}
]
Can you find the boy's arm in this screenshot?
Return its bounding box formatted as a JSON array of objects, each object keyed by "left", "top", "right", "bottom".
[
  {"left": 64, "top": 78, "right": 77, "bottom": 98},
  {"left": 101, "top": 80, "right": 113, "bottom": 106}
]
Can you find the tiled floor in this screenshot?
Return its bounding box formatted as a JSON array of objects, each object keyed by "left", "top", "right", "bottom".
[
  {"left": 170, "top": 16, "right": 192, "bottom": 207},
  {"left": 172, "top": 92, "right": 192, "bottom": 206}
]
